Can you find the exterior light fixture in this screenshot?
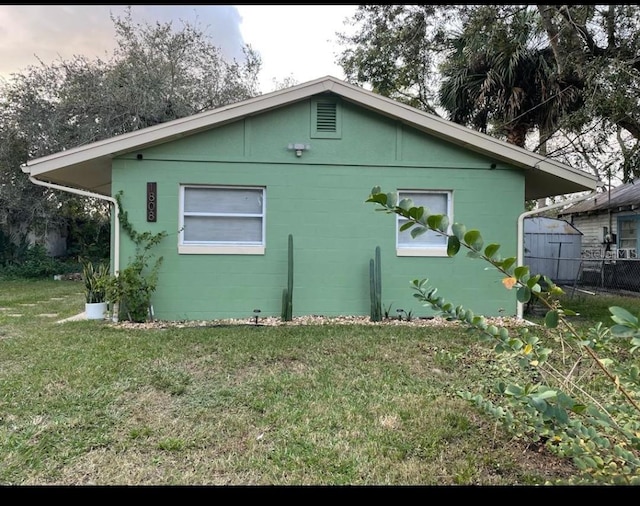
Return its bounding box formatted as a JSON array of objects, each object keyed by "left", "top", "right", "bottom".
[{"left": 287, "top": 143, "right": 311, "bottom": 157}]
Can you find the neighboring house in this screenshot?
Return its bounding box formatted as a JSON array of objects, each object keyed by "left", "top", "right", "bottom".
[
  {"left": 1, "top": 207, "right": 67, "bottom": 258},
  {"left": 557, "top": 179, "right": 640, "bottom": 259},
  {"left": 4, "top": 221, "right": 67, "bottom": 257},
  {"left": 20, "top": 76, "right": 599, "bottom": 321}
]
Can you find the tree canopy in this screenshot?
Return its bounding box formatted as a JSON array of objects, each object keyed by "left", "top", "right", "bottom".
[
  {"left": 337, "top": 5, "right": 640, "bottom": 184},
  {"left": 0, "top": 8, "right": 262, "bottom": 258}
]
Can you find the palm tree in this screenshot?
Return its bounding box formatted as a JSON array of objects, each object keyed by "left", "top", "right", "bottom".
[{"left": 438, "top": 6, "right": 582, "bottom": 149}]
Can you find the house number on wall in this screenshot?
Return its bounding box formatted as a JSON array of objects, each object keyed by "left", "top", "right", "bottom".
[{"left": 147, "top": 182, "right": 157, "bottom": 222}]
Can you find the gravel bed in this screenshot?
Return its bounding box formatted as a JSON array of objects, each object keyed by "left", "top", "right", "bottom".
[{"left": 114, "top": 314, "right": 533, "bottom": 329}]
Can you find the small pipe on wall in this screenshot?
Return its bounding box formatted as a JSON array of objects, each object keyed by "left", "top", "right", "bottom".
[{"left": 516, "top": 191, "right": 598, "bottom": 319}]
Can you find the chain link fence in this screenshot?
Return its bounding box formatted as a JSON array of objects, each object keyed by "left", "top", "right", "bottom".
[
  {"left": 525, "top": 253, "right": 640, "bottom": 296},
  {"left": 572, "top": 257, "right": 640, "bottom": 295}
]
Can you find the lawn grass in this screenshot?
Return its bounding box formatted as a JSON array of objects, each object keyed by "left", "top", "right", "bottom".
[{"left": 1, "top": 277, "right": 637, "bottom": 485}]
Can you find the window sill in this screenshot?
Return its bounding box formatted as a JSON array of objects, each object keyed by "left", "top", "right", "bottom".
[
  {"left": 178, "top": 245, "right": 265, "bottom": 255},
  {"left": 397, "top": 248, "right": 448, "bottom": 257}
]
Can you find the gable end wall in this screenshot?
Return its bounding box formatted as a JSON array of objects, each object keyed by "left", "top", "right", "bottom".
[{"left": 111, "top": 95, "right": 525, "bottom": 320}]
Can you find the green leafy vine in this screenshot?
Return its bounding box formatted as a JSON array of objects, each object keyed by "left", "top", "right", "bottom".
[{"left": 107, "top": 191, "right": 168, "bottom": 322}]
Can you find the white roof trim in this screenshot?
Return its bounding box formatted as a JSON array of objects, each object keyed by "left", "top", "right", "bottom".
[{"left": 21, "top": 75, "right": 600, "bottom": 195}]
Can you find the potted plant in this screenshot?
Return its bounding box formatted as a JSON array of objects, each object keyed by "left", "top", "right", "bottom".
[{"left": 81, "top": 259, "right": 110, "bottom": 320}]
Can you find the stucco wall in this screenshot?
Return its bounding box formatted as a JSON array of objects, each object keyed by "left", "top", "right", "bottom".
[{"left": 111, "top": 95, "right": 525, "bottom": 320}]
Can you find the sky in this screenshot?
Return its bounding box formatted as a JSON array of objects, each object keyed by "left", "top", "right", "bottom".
[{"left": 0, "top": 4, "right": 359, "bottom": 93}]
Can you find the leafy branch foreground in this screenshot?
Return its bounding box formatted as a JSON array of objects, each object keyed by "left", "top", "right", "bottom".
[{"left": 367, "top": 186, "right": 640, "bottom": 485}]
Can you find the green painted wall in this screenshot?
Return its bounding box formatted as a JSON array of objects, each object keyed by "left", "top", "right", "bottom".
[{"left": 111, "top": 95, "right": 525, "bottom": 321}]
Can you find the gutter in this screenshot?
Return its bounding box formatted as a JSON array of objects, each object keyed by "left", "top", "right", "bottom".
[
  {"left": 26, "top": 175, "right": 120, "bottom": 275},
  {"left": 516, "top": 190, "right": 599, "bottom": 319}
]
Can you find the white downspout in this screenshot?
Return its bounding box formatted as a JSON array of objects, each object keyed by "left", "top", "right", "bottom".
[
  {"left": 517, "top": 190, "right": 599, "bottom": 319},
  {"left": 27, "top": 175, "right": 120, "bottom": 275}
]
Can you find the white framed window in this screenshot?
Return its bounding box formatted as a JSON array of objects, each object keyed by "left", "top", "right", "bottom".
[
  {"left": 178, "top": 185, "right": 265, "bottom": 255},
  {"left": 396, "top": 190, "right": 452, "bottom": 257}
]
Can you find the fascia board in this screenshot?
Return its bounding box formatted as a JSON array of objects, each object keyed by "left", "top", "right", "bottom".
[
  {"left": 21, "top": 78, "right": 336, "bottom": 176},
  {"left": 21, "top": 74, "right": 600, "bottom": 193}
]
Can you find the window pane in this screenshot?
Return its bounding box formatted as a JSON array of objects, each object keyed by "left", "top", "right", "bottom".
[
  {"left": 398, "top": 192, "right": 448, "bottom": 247},
  {"left": 398, "top": 222, "right": 446, "bottom": 246},
  {"left": 620, "top": 219, "right": 637, "bottom": 249},
  {"left": 620, "top": 220, "right": 635, "bottom": 235},
  {"left": 401, "top": 192, "right": 447, "bottom": 214},
  {"left": 185, "top": 187, "right": 263, "bottom": 214},
  {"left": 184, "top": 216, "right": 262, "bottom": 242}
]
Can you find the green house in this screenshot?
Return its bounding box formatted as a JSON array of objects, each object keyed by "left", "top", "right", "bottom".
[{"left": 21, "top": 76, "right": 599, "bottom": 321}]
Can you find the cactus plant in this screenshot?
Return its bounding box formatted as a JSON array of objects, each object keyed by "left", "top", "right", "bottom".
[
  {"left": 370, "top": 245, "right": 382, "bottom": 321},
  {"left": 281, "top": 234, "right": 294, "bottom": 321}
]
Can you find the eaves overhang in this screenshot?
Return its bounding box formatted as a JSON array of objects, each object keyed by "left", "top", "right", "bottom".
[{"left": 21, "top": 75, "right": 601, "bottom": 200}]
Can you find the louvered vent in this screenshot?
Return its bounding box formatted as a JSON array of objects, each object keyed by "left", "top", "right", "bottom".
[
  {"left": 316, "top": 102, "right": 337, "bottom": 132},
  {"left": 311, "top": 97, "right": 341, "bottom": 138}
]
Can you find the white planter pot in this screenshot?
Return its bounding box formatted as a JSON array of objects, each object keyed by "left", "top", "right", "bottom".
[{"left": 85, "top": 302, "right": 108, "bottom": 320}]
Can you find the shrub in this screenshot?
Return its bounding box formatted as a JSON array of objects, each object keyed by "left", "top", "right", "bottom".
[{"left": 366, "top": 186, "right": 640, "bottom": 485}]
